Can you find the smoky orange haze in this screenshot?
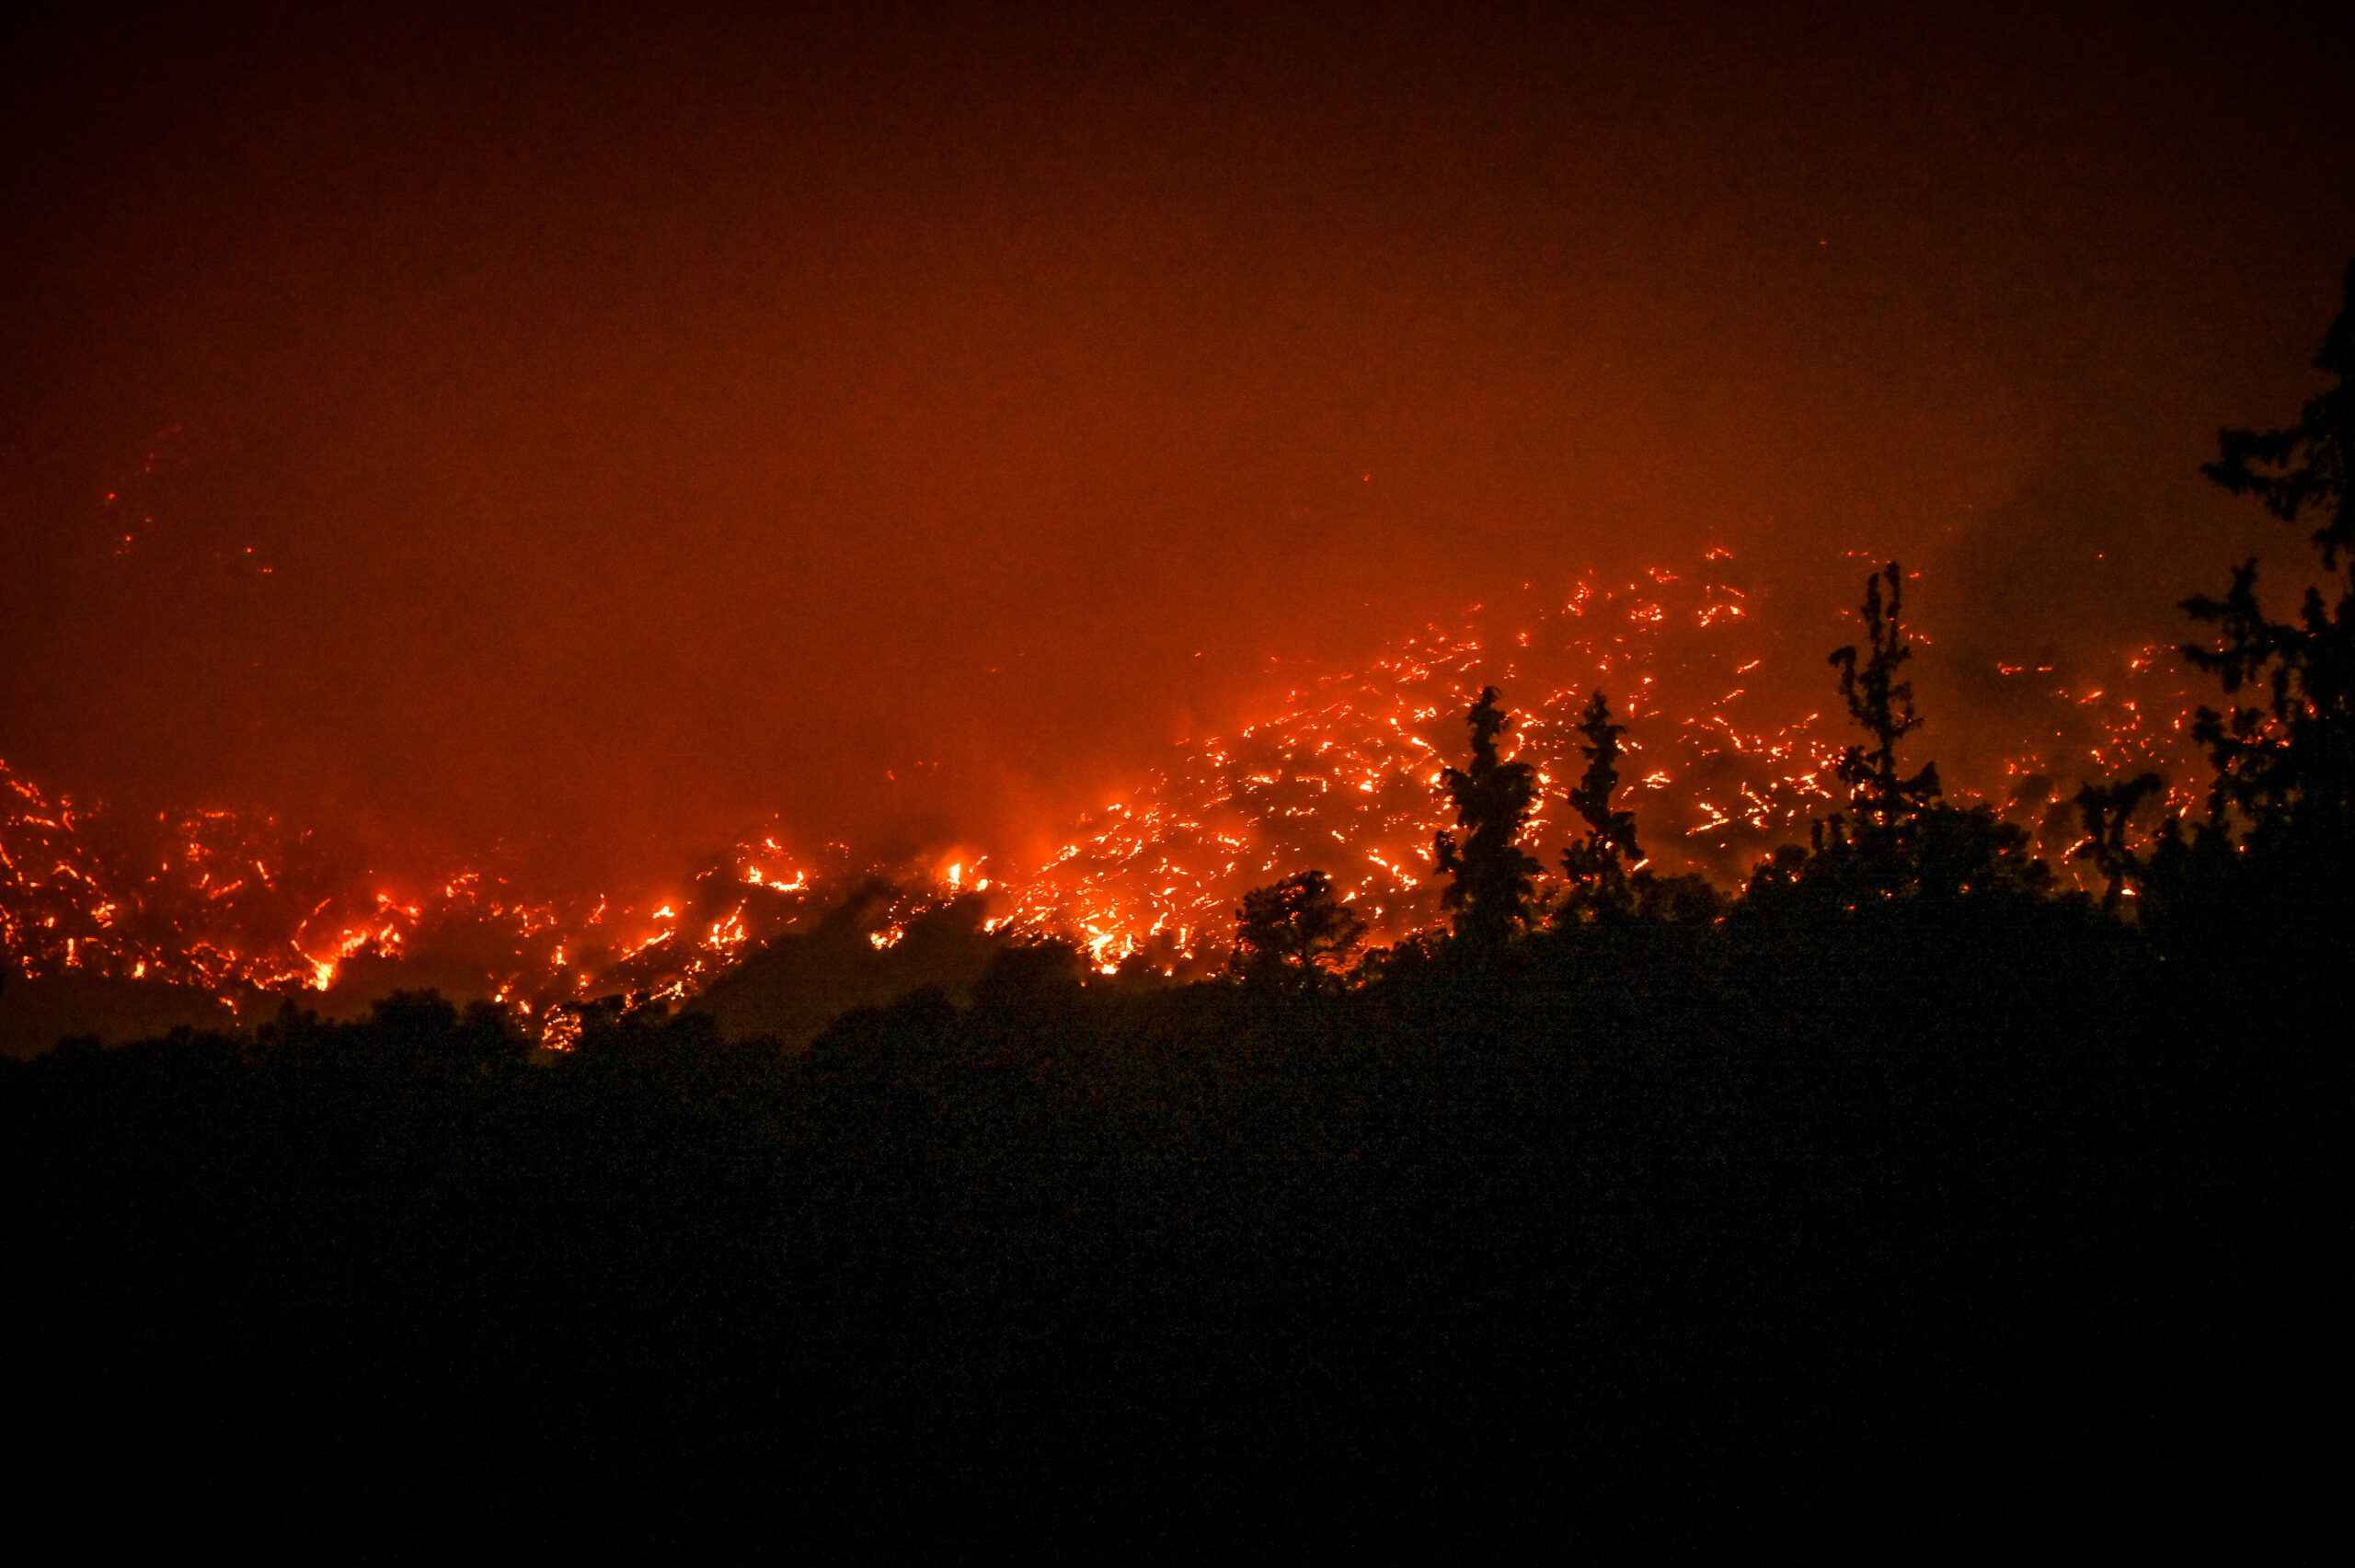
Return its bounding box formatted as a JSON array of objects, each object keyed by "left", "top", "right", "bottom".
[{"left": 4, "top": 1, "right": 2351, "bottom": 904}]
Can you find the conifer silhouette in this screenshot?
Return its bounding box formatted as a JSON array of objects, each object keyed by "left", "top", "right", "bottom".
[
  {"left": 2182, "top": 260, "right": 2355, "bottom": 870},
  {"left": 1828, "top": 564, "right": 1942, "bottom": 838},
  {"left": 1433, "top": 686, "right": 1543, "bottom": 947},
  {"left": 1809, "top": 563, "right": 1942, "bottom": 896},
  {"left": 1559, "top": 690, "right": 1643, "bottom": 922},
  {"left": 1760, "top": 564, "right": 2044, "bottom": 907}
]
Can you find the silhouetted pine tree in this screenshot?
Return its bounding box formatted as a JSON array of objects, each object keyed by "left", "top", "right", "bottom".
[
  {"left": 1434, "top": 686, "right": 1543, "bottom": 948},
  {"left": 1558, "top": 690, "right": 1643, "bottom": 923},
  {"left": 1827, "top": 564, "right": 1941, "bottom": 848},
  {"left": 1752, "top": 564, "right": 2044, "bottom": 910},
  {"left": 2177, "top": 261, "right": 2355, "bottom": 886}
]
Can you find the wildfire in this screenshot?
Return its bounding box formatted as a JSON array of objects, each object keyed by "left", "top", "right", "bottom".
[
  {"left": 2, "top": 551, "right": 2211, "bottom": 1032},
  {"left": 1004, "top": 557, "right": 1839, "bottom": 959}
]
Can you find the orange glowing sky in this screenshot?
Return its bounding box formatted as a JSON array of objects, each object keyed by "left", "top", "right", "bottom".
[{"left": 4, "top": 1, "right": 2351, "bottom": 906}]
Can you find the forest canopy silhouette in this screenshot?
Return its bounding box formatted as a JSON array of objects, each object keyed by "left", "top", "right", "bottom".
[{"left": 3, "top": 265, "right": 2347, "bottom": 1548}]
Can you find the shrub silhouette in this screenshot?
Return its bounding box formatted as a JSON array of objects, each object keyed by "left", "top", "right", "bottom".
[
  {"left": 2072, "top": 772, "right": 2165, "bottom": 914},
  {"left": 1231, "top": 869, "right": 1365, "bottom": 989}
]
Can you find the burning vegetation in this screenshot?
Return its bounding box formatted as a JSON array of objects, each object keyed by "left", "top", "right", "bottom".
[
  {"left": 11, "top": 258, "right": 2349, "bottom": 1047},
  {"left": 3, "top": 544, "right": 2215, "bottom": 1048}
]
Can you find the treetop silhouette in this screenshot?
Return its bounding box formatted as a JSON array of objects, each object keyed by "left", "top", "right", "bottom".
[
  {"left": 1828, "top": 563, "right": 1941, "bottom": 835},
  {"left": 2177, "top": 262, "right": 2355, "bottom": 874},
  {"left": 1231, "top": 869, "right": 1365, "bottom": 990},
  {"left": 1558, "top": 690, "right": 1645, "bottom": 923},
  {"left": 1746, "top": 563, "right": 2045, "bottom": 910},
  {"left": 1433, "top": 686, "right": 1544, "bottom": 947},
  {"left": 2204, "top": 259, "right": 2355, "bottom": 571}
]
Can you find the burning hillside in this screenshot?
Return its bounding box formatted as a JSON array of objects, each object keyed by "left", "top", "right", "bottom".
[
  {"left": 1005, "top": 551, "right": 2208, "bottom": 966},
  {"left": 2, "top": 549, "right": 2209, "bottom": 1049}
]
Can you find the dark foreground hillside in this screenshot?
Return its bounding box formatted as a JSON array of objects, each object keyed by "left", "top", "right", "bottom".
[{"left": 5, "top": 907, "right": 2338, "bottom": 1551}]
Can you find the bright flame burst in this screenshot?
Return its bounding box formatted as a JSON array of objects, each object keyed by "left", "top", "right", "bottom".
[{"left": 2, "top": 552, "right": 2208, "bottom": 1023}]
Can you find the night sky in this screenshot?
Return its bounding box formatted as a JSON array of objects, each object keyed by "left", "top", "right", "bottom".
[{"left": 6, "top": 1, "right": 2351, "bottom": 898}]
